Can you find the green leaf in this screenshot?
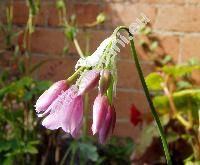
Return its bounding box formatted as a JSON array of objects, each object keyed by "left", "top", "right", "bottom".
[
  {"left": 2, "top": 157, "right": 13, "bottom": 165},
  {"left": 79, "top": 142, "right": 99, "bottom": 162},
  {"left": 162, "top": 65, "right": 200, "bottom": 77},
  {"left": 166, "top": 131, "right": 179, "bottom": 143},
  {"left": 26, "top": 145, "right": 38, "bottom": 154},
  {"left": 145, "top": 73, "right": 164, "bottom": 90},
  {"left": 150, "top": 41, "right": 158, "bottom": 51},
  {"left": 0, "top": 141, "right": 12, "bottom": 152},
  {"left": 161, "top": 55, "right": 172, "bottom": 65},
  {"left": 177, "top": 81, "right": 192, "bottom": 90},
  {"left": 153, "top": 89, "right": 200, "bottom": 118},
  {"left": 64, "top": 26, "right": 77, "bottom": 41}
]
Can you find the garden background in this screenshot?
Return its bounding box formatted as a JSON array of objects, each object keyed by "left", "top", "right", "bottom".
[{"left": 0, "top": 0, "right": 200, "bottom": 164}]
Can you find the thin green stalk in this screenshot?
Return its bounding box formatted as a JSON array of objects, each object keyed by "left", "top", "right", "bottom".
[
  {"left": 66, "top": 66, "right": 84, "bottom": 83},
  {"left": 60, "top": 146, "right": 71, "bottom": 165},
  {"left": 114, "top": 26, "right": 172, "bottom": 164},
  {"left": 73, "top": 38, "right": 84, "bottom": 58}
]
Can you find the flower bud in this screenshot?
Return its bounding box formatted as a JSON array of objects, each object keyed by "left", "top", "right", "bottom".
[
  {"left": 92, "top": 94, "right": 109, "bottom": 135},
  {"left": 99, "top": 70, "right": 111, "bottom": 94},
  {"left": 99, "top": 105, "right": 116, "bottom": 144},
  {"left": 96, "top": 13, "right": 106, "bottom": 24}
]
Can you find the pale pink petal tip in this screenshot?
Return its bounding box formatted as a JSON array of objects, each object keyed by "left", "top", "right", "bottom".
[{"left": 35, "top": 80, "right": 68, "bottom": 113}]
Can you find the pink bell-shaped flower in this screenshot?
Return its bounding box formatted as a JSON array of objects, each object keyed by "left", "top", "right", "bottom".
[
  {"left": 92, "top": 94, "right": 109, "bottom": 135},
  {"left": 39, "top": 85, "right": 83, "bottom": 138},
  {"left": 35, "top": 80, "right": 68, "bottom": 113}
]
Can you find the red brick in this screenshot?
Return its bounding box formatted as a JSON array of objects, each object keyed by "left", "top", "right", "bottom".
[
  {"left": 114, "top": 121, "right": 140, "bottom": 139},
  {"left": 48, "top": 3, "right": 102, "bottom": 27},
  {"left": 12, "top": 1, "right": 48, "bottom": 25},
  {"left": 140, "top": 0, "right": 184, "bottom": 4},
  {"left": 104, "top": 3, "right": 156, "bottom": 28},
  {"left": 37, "top": 55, "right": 77, "bottom": 81},
  {"left": 155, "top": 35, "right": 180, "bottom": 62},
  {"left": 73, "top": 30, "right": 112, "bottom": 55},
  {"left": 182, "top": 35, "right": 200, "bottom": 62},
  {"left": 74, "top": 3, "right": 102, "bottom": 26},
  {"left": 114, "top": 90, "right": 149, "bottom": 118},
  {"left": 30, "top": 28, "right": 67, "bottom": 54},
  {"left": 154, "top": 6, "right": 200, "bottom": 32},
  {"left": 117, "top": 60, "right": 155, "bottom": 89},
  {"left": 118, "top": 34, "right": 179, "bottom": 62},
  {"left": 0, "top": 2, "right": 6, "bottom": 23}
]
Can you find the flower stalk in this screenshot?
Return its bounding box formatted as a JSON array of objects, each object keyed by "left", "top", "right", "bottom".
[{"left": 113, "top": 26, "right": 172, "bottom": 165}]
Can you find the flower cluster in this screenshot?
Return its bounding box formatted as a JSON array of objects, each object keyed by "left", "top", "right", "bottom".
[{"left": 35, "top": 35, "right": 118, "bottom": 143}]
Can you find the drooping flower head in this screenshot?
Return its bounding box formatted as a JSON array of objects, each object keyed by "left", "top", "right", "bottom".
[{"left": 35, "top": 35, "right": 118, "bottom": 143}]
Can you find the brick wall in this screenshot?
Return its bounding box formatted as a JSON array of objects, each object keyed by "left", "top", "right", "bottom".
[{"left": 1, "top": 0, "right": 200, "bottom": 139}]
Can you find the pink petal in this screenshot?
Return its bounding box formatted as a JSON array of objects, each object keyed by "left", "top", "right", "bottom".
[
  {"left": 35, "top": 80, "right": 68, "bottom": 113},
  {"left": 41, "top": 85, "right": 78, "bottom": 132},
  {"left": 78, "top": 70, "right": 100, "bottom": 95},
  {"left": 99, "top": 105, "right": 116, "bottom": 144},
  {"left": 92, "top": 94, "right": 108, "bottom": 135},
  {"left": 69, "top": 95, "right": 84, "bottom": 133}
]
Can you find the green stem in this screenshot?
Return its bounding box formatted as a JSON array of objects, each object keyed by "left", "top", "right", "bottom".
[
  {"left": 114, "top": 26, "right": 172, "bottom": 165},
  {"left": 66, "top": 66, "right": 84, "bottom": 83},
  {"left": 60, "top": 146, "right": 71, "bottom": 165},
  {"left": 73, "top": 38, "right": 84, "bottom": 58}
]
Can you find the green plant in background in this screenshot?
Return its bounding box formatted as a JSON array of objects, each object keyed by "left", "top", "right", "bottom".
[
  {"left": 146, "top": 62, "right": 200, "bottom": 163},
  {"left": 0, "top": 77, "right": 51, "bottom": 164},
  {"left": 0, "top": 1, "right": 134, "bottom": 164},
  {"left": 131, "top": 25, "right": 200, "bottom": 164}
]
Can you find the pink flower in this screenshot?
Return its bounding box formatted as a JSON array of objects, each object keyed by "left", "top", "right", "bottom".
[
  {"left": 92, "top": 94, "right": 109, "bottom": 135},
  {"left": 78, "top": 70, "right": 100, "bottom": 95},
  {"left": 99, "top": 105, "right": 116, "bottom": 144},
  {"left": 35, "top": 80, "right": 68, "bottom": 113},
  {"left": 38, "top": 86, "right": 83, "bottom": 138}
]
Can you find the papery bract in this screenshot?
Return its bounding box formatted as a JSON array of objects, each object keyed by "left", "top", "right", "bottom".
[
  {"left": 75, "top": 37, "right": 112, "bottom": 70},
  {"left": 35, "top": 80, "right": 68, "bottom": 113},
  {"left": 92, "top": 94, "right": 109, "bottom": 135},
  {"left": 99, "top": 105, "right": 116, "bottom": 144},
  {"left": 78, "top": 70, "right": 100, "bottom": 95}
]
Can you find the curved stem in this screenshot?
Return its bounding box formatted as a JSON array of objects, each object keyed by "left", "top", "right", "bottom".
[
  {"left": 66, "top": 66, "right": 84, "bottom": 83},
  {"left": 114, "top": 26, "right": 172, "bottom": 164},
  {"left": 73, "top": 38, "right": 84, "bottom": 58}
]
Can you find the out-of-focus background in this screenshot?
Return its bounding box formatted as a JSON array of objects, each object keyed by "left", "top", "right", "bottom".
[{"left": 0, "top": 0, "right": 200, "bottom": 164}]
